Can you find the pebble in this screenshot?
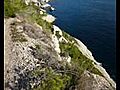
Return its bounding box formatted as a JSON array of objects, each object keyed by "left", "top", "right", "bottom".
[{"left": 25, "top": 59, "right": 29, "bottom": 63}]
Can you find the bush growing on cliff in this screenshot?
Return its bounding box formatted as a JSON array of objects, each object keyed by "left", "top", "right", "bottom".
[
  {"left": 4, "top": 0, "right": 53, "bottom": 35},
  {"left": 32, "top": 13, "right": 53, "bottom": 33},
  {"left": 4, "top": 0, "right": 27, "bottom": 17},
  {"left": 62, "top": 31, "right": 77, "bottom": 43},
  {"left": 32, "top": 67, "right": 71, "bottom": 90},
  {"left": 24, "top": 7, "right": 53, "bottom": 34}
]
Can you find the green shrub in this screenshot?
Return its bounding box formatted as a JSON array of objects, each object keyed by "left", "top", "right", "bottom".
[
  {"left": 62, "top": 31, "right": 76, "bottom": 43},
  {"left": 4, "top": 0, "right": 27, "bottom": 17},
  {"left": 28, "top": 11, "right": 53, "bottom": 33},
  {"left": 32, "top": 68, "right": 71, "bottom": 90},
  {"left": 4, "top": 0, "right": 53, "bottom": 34}
]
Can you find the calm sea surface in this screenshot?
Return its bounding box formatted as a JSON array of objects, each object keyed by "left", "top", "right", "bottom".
[{"left": 49, "top": 0, "right": 116, "bottom": 81}]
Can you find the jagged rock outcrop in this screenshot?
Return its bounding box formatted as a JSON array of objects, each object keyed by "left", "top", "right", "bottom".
[
  {"left": 77, "top": 70, "right": 114, "bottom": 90},
  {"left": 74, "top": 38, "right": 116, "bottom": 88}
]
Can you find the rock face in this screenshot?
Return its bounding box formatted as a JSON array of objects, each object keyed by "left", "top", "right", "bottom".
[
  {"left": 4, "top": 0, "right": 116, "bottom": 90},
  {"left": 77, "top": 70, "right": 114, "bottom": 90},
  {"left": 74, "top": 38, "right": 95, "bottom": 62},
  {"left": 74, "top": 38, "right": 116, "bottom": 89},
  {"left": 41, "top": 3, "right": 55, "bottom": 11},
  {"left": 4, "top": 18, "right": 60, "bottom": 90},
  {"left": 42, "top": 14, "right": 56, "bottom": 23}
]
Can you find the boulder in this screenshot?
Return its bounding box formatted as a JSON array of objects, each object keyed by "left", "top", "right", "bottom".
[
  {"left": 41, "top": 4, "right": 55, "bottom": 11},
  {"left": 42, "top": 14, "right": 56, "bottom": 23}
]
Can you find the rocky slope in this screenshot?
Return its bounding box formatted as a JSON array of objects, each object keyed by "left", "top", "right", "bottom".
[{"left": 4, "top": 0, "right": 116, "bottom": 90}]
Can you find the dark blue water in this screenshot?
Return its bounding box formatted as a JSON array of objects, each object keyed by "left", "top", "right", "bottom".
[{"left": 49, "top": 0, "right": 116, "bottom": 81}]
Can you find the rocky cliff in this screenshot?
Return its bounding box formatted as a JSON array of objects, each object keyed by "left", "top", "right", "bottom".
[{"left": 4, "top": 0, "right": 116, "bottom": 90}]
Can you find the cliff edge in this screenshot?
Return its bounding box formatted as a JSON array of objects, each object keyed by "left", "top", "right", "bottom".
[{"left": 4, "top": 0, "right": 116, "bottom": 90}]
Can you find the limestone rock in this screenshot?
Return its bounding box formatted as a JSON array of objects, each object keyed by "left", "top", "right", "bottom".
[
  {"left": 51, "top": 35, "right": 61, "bottom": 53},
  {"left": 77, "top": 70, "right": 114, "bottom": 90},
  {"left": 74, "top": 38, "right": 116, "bottom": 89},
  {"left": 42, "top": 14, "right": 56, "bottom": 23}
]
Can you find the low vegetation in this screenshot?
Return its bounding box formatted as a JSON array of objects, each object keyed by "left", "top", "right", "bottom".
[
  {"left": 4, "top": 0, "right": 27, "bottom": 17},
  {"left": 5, "top": 0, "right": 53, "bottom": 34},
  {"left": 62, "top": 31, "right": 73, "bottom": 41},
  {"left": 31, "top": 67, "right": 71, "bottom": 90}
]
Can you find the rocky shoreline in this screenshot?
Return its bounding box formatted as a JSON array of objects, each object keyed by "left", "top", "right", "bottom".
[
  {"left": 51, "top": 24, "right": 116, "bottom": 89},
  {"left": 44, "top": 0, "right": 116, "bottom": 88},
  {"left": 74, "top": 38, "right": 116, "bottom": 88}
]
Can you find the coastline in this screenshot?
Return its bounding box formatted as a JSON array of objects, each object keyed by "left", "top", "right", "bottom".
[
  {"left": 51, "top": 24, "right": 116, "bottom": 88},
  {"left": 74, "top": 38, "right": 116, "bottom": 88},
  {"left": 47, "top": 1, "right": 116, "bottom": 88},
  {"left": 4, "top": 0, "right": 116, "bottom": 89}
]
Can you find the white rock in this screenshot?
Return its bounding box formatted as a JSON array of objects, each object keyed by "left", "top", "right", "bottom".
[
  {"left": 51, "top": 7, "right": 55, "bottom": 11},
  {"left": 36, "top": 64, "right": 40, "bottom": 67},
  {"left": 41, "top": 0, "right": 50, "bottom": 3},
  {"left": 40, "top": 8, "right": 46, "bottom": 12},
  {"left": 25, "top": 0, "right": 30, "bottom": 5},
  {"left": 42, "top": 14, "right": 55, "bottom": 23},
  {"left": 52, "top": 35, "right": 60, "bottom": 53},
  {"left": 94, "top": 64, "right": 116, "bottom": 89},
  {"left": 40, "top": 61, "right": 45, "bottom": 64},
  {"left": 25, "top": 0, "right": 39, "bottom": 6},
  {"left": 45, "top": 0, "right": 50, "bottom": 2},
  {"left": 74, "top": 38, "right": 97, "bottom": 63},
  {"left": 16, "top": 25, "right": 23, "bottom": 32},
  {"left": 15, "top": 80, "right": 18, "bottom": 83},
  {"left": 41, "top": 4, "right": 51, "bottom": 8},
  {"left": 59, "top": 37, "right": 63, "bottom": 42},
  {"left": 53, "top": 25, "right": 62, "bottom": 35},
  {"left": 40, "top": 11, "right": 44, "bottom": 15},
  {"left": 57, "top": 54, "right": 62, "bottom": 61},
  {"left": 16, "top": 18, "right": 22, "bottom": 23},
  {"left": 12, "top": 48, "right": 15, "bottom": 52},
  {"left": 67, "top": 56, "right": 71, "bottom": 63},
  {"left": 59, "top": 36, "right": 68, "bottom": 43},
  {"left": 41, "top": 4, "right": 55, "bottom": 11},
  {"left": 25, "top": 59, "right": 29, "bottom": 62},
  {"left": 31, "top": 83, "right": 36, "bottom": 88},
  {"left": 31, "top": 0, "right": 38, "bottom": 3}
]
